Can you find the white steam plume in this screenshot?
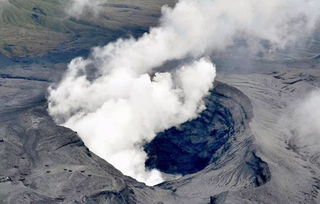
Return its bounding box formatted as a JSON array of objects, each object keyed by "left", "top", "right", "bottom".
[
  {"left": 49, "top": 0, "right": 320, "bottom": 185},
  {"left": 67, "top": 0, "right": 104, "bottom": 18},
  {"left": 288, "top": 90, "right": 320, "bottom": 154},
  {"left": 49, "top": 58, "right": 215, "bottom": 185}
]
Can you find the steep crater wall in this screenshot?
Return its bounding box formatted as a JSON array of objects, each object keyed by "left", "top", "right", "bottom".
[{"left": 144, "top": 82, "right": 254, "bottom": 175}]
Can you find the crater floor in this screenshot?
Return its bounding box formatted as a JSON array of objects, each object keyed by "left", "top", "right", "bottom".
[{"left": 144, "top": 82, "right": 256, "bottom": 175}]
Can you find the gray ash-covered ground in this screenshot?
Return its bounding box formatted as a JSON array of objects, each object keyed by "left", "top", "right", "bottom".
[
  {"left": 0, "top": 66, "right": 272, "bottom": 203},
  {"left": 1, "top": 57, "right": 320, "bottom": 204},
  {"left": 0, "top": 1, "right": 320, "bottom": 203}
]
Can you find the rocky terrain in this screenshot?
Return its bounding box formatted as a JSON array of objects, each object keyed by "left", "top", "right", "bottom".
[
  {"left": 1, "top": 61, "right": 320, "bottom": 204},
  {"left": 0, "top": 64, "right": 271, "bottom": 203},
  {"left": 0, "top": 0, "right": 320, "bottom": 204},
  {"left": 0, "top": 0, "right": 175, "bottom": 58}
]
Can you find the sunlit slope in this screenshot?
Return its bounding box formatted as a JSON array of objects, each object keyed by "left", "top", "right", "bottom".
[{"left": 0, "top": 0, "right": 175, "bottom": 57}]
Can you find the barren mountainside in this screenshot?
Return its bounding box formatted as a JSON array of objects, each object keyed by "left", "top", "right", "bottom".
[{"left": 0, "top": 0, "right": 320, "bottom": 203}]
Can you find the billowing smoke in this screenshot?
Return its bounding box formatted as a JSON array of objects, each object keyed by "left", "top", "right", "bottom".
[
  {"left": 287, "top": 90, "right": 320, "bottom": 154},
  {"left": 67, "top": 0, "right": 104, "bottom": 18},
  {"left": 49, "top": 0, "right": 320, "bottom": 185},
  {"left": 49, "top": 58, "right": 215, "bottom": 185}
]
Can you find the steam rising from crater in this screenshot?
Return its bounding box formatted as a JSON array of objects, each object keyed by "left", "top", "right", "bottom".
[
  {"left": 49, "top": 0, "right": 320, "bottom": 185},
  {"left": 288, "top": 90, "right": 320, "bottom": 154}
]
